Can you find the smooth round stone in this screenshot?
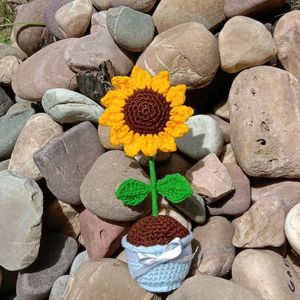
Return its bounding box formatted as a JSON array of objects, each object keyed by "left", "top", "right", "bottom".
[
  {"left": 0, "top": 86, "right": 13, "bottom": 117},
  {"left": 0, "top": 56, "right": 20, "bottom": 86},
  {"left": 98, "top": 125, "right": 123, "bottom": 150},
  {"left": 167, "top": 274, "right": 263, "bottom": 300},
  {"left": 91, "top": 11, "right": 108, "bottom": 33},
  {"left": 285, "top": 203, "right": 300, "bottom": 255},
  {"left": 49, "top": 275, "right": 70, "bottom": 300},
  {"left": 8, "top": 113, "right": 63, "bottom": 180},
  {"left": 137, "top": 22, "right": 220, "bottom": 89},
  {"left": 107, "top": 6, "right": 155, "bottom": 52},
  {"left": 0, "top": 108, "right": 34, "bottom": 160},
  {"left": 0, "top": 171, "right": 43, "bottom": 271},
  {"left": 69, "top": 251, "right": 89, "bottom": 275},
  {"left": 80, "top": 150, "right": 151, "bottom": 221},
  {"left": 0, "top": 44, "right": 27, "bottom": 61},
  {"left": 177, "top": 115, "right": 223, "bottom": 160},
  {"left": 16, "top": 233, "right": 78, "bottom": 300},
  {"left": 7, "top": 101, "right": 33, "bottom": 114},
  {"left": 91, "top": 0, "right": 157, "bottom": 12},
  {"left": 65, "top": 259, "right": 155, "bottom": 300}
]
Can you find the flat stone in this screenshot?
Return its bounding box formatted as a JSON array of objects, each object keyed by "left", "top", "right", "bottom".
[
  {"left": 208, "top": 114, "right": 230, "bottom": 144},
  {"left": 8, "top": 113, "right": 63, "bottom": 180},
  {"left": 232, "top": 249, "right": 300, "bottom": 300},
  {"left": 153, "top": 0, "right": 225, "bottom": 33},
  {"left": 177, "top": 115, "right": 224, "bottom": 160},
  {"left": 167, "top": 274, "right": 263, "bottom": 300},
  {"left": 186, "top": 153, "right": 234, "bottom": 203},
  {"left": 65, "top": 259, "right": 155, "bottom": 300},
  {"left": 219, "top": 16, "right": 277, "bottom": 73},
  {"left": 107, "top": 6, "right": 155, "bottom": 52},
  {"left": 16, "top": 233, "right": 78, "bottom": 300},
  {"left": 98, "top": 125, "right": 123, "bottom": 150},
  {"left": 80, "top": 150, "right": 151, "bottom": 221},
  {"left": 12, "top": 39, "right": 77, "bottom": 102},
  {"left": 0, "top": 86, "right": 14, "bottom": 117},
  {"left": 0, "top": 171, "right": 43, "bottom": 271},
  {"left": 285, "top": 203, "right": 300, "bottom": 255},
  {"left": 233, "top": 197, "right": 287, "bottom": 248},
  {"left": 34, "top": 121, "right": 104, "bottom": 205},
  {"left": 229, "top": 66, "right": 300, "bottom": 177},
  {"left": 208, "top": 163, "right": 251, "bottom": 216},
  {"left": 0, "top": 108, "right": 34, "bottom": 160},
  {"left": 91, "top": 0, "right": 157, "bottom": 12},
  {"left": 0, "top": 56, "right": 20, "bottom": 86},
  {"left": 80, "top": 209, "right": 129, "bottom": 260},
  {"left": 137, "top": 22, "right": 220, "bottom": 89},
  {"left": 42, "top": 88, "right": 103, "bottom": 123},
  {"left": 0, "top": 43, "right": 27, "bottom": 61},
  {"left": 49, "top": 275, "right": 70, "bottom": 300},
  {"left": 213, "top": 98, "right": 229, "bottom": 121},
  {"left": 69, "top": 251, "right": 89, "bottom": 275},
  {"left": 219, "top": 143, "right": 237, "bottom": 164}
]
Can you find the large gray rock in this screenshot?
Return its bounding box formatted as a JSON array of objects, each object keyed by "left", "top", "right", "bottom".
[
  {"left": 0, "top": 171, "right": 43, "bottom": 271},
  {"left": 0, "top": 86, "right": 13, "bottom": 117}
]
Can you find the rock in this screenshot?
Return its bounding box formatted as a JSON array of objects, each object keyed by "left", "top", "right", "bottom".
[
  {"left": 0, "top": 43, "right": 27, "bottom": 61},
  {"left": 8, "top": 113, "right": 63, "bottom": 180},
  {"left": 69, "top": 251, "right": 89, "bottom": 275},
  {"left": 80, "top": 150, "right": 151, "bottom": 221},
  {"left": 98, "top": 125, "right": 123, "bottom": 150},
  {"left": 12, "top": 39, "right": 77, "bottom": 102},
  {"left": 224, "top": 0, "right": 287, "bottom": 18},
  {"left": 91, "top": 11, "right": 108, "bottom": 33},
  {"left": 16, "top": 233, "right": 78, "bottom": 300},
  {"left": 232, "top": 249, "right": 300, "bottom": 300},
  {"left": 49, "top": 275, "right": 70, "bottom": 300},
  {"left": 219, "top": 16, "right": 277, "bottom": 73},
  {"left": 34, "top": 121, "right": 104, "bottom": 205},
  {"left": 0, "top": 108, "right": 34, "bottom": 160},
  {"left": 219, "top": 143, "right": 237, "bottom": 164},
  {"left": 229, "top": 66, "right": 300, "bottom": 178},
  {"left": 186, "top": 153, "right": 234, "bottom": 203},
  {"left": 208, "top": 163, "right": 251, "bottom": 216},
  {"left": 177, "top": 115, "right": 224, "bottom": 160},
  {"left": 192, "top": 216, "right": 235, "bottom": 277},
  {"left": 285, "top": 203, "right": 300, "bottom": 255},
  {"left": 0, "top": 159, "right": 9, "bottom": 171},
  {"left": 274, "top": 10, "right": 300, "bottom": 81},
  {"left": 233, "top": 197, "right": 287, "bottom": 248},
  {"left": 153, "top": 0, "right": 225, "bottom": 33},
  {"left": 213, "top": 98, "right": 229, "bottom": 121},
  {"left": 0, "top": 171, "right": 43, "bottom": 271},
  {"left": 137, "top": 22, "right": 220, "bottom": 89},
  {"left": 0, "top": 87, "right": 14, "bottom": 117},
  {"left": 167, "top": 274, "right": 263, "bottom": 300},
  {"left": 107, "top": 6, "right": 155, "bottom": 52},
  {"left": 55, "top": 0, "right": 93, "bottom": 38},
  {"left": 42, "top": 88, "right": 103, "bottom": 123},
  {"left": 91, "top": 0, "right": 157, "bottom": 12},
  {"left": 65, "top": 259, "right": 155, "bottom": 299},
  {"left": 7, "top": 101, "right": 33, "bottom": 114},
  {"left": 0, "top": 56, "right": 20, "bottom": 86},
  {"left": 64, "top": 31, "right": 133, "bottom": 75},
  {"left": 208, "top": 114, "right": 230, "bottom": 144}
]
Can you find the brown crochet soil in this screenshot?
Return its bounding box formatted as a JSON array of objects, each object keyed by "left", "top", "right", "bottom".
[{"left": 127, "top": 215, "right": 189, "bottom": 247}]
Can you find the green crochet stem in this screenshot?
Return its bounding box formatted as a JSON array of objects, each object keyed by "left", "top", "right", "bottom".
[{"left": 149, "top": 157, "right": 158, "bottom": 217}]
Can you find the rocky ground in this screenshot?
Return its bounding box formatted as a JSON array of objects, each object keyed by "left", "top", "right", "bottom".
[{"left": 1, "top": 0, "right": 300, "bottom": 299}]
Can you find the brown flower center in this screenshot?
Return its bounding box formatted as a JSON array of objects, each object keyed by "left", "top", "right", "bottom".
[{"left": 123, "top": 89, "right": 171, "bottom": 135}]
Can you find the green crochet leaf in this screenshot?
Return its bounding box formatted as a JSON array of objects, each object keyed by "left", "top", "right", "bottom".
[
  {"left": 115, "top": 178, "right": 150, "bottom": 206},
  {"left": 157, "top": 173, "right": 193, "bottom": 204}
]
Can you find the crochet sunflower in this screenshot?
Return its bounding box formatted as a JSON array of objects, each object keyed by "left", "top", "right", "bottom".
[{"left": 99, "top": 65, "right": 194, "bottom": 157}]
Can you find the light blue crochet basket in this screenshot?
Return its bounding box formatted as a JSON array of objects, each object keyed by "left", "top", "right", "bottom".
[{"left": 122, "top": 232, "right": 194, "bottom": 293}]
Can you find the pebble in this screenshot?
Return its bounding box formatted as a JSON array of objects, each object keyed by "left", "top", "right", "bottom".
[
  {"left": 69, "top": 251, "right": 89, "bottom": 275},
  {"left": 12, "top": 39, "right": 78, "bottom": 102},
  {"left": 153, "top": 0, "right": 225, "bottom": 33},
  {"left": 208, "top": 114, "right": 230, "bottom": 144},
  {"left": 80, "top": 209, "right": 129, "bottom": 260},
  {"left": 42, "top": 88, "right": 103, "bottom": 123},
  {"left": 285, "top": 203, "right": 300, "bottom": 255},
  {"left": 65, "top": 259, "right": 155, "bottom": 299},
  {"left": 186, "top": 153, "right": 234, "bottom": 203},
  {"left": 0, "top": 86, "right": 14, "bottom": 117},
  {"left": 233, "top": 197, "right": 287, "bottom": 248},
  {"left": 177, "top": 115, "right": 224, "bottom": 160},
  {"left": 80, "top": 150, "right": 151, "bottom": 221},
  {"left": 91, "top": 0, "right": 157, "bottom": 12},
  {"left": 8, "top": 113, "right": 63, "bottom": 180},
  {"left": 192, "top": 216, "right": 235, "bottom": 277},
  {"left": 213, "top": 98, "right": 229, "bottom": 121},
  {"left": 0, "top": 43, "right": 27, "bottom": 61},
  {"left": 137, "top": 22, "right": 220, "bottom": 89},
  {"left": 0, "top": 56, "right": 20, "bottom": 86},
  {"left": 106, "top": 6, "right": 155, "bottom": 52},
  {"left": 167, "top": 274, "right": 264, "bottom": 300},
  {"left": 91, "top": 11, "right": 108, "bottom": 33},
  {"left": 34, "top": 121, "right": 104, "bottom": 205},
  {"left": 98, "top": 125, "right": 123, "bottom": 150},
  {"left": 232, "top": 249, "right": 300, "bottom": 300},
  {"left": 219, "top": 143, "right": 237, "bottom": 164},
  {"left": 55, "top": 0, "right": 93, "bottom": 38},
  {"left": 0, "top": 170, "right": 43, "bottom": 271},
  {"left": 16, "top": 233, "right": 78, "bottom": 300},
  {"left": 219, "top": 16, "right": 277, "bottom": 73},
  {"left": 0, "top": 108, "right": 34, "bottom": 160},
  {"left": 274, "top": 10, "right": 300, "bottom": 81},
  {"left": 229, "top": 66, "right": 300, "bottom": 177},
  {"left": 208, "top": 163, "right": 251, "bottom": 216},
  {"left": 49, "top": 275, "right": 70, "bottom": 300}
]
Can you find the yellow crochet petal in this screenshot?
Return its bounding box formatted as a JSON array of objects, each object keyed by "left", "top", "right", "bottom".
[
  {"left": 165, "top": 121, "right": 189, "bottom": 138},
  {"left": 170, "top": 106, "right": 194, "bottom": 123},
  {"left": 99, "top": 106, "right": 124, "bottom": 126},
  {"left": 124, "top": 133, "right": 142, "bottom": 157},
  {"left": 110, "top": 122, "right": 129, "bottom": 145},
  {"left": 151, "top": 71, "right": 170, "bottom": 95},
  {"left": 140, "top": 134, "right": 159, "bottom": 157},
  {"left": 111, "top": 77, "right": 135, "bottom": 97},
  {"left": 158, "top": 132, "right": 177, "bottom": 153},
  {"left": 101, "top": 90, "right": 126, "bottom": 108},
  {"left": 131, "top": 65, "right": 152, "bottom": 90},
  {"left": 166, "top": 85, "right": 187, "bottom": 107}
]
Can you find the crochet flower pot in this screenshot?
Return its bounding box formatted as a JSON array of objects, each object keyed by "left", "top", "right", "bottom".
[{"left": 122, "top": 215, "right": 194, "bottom": 293}]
